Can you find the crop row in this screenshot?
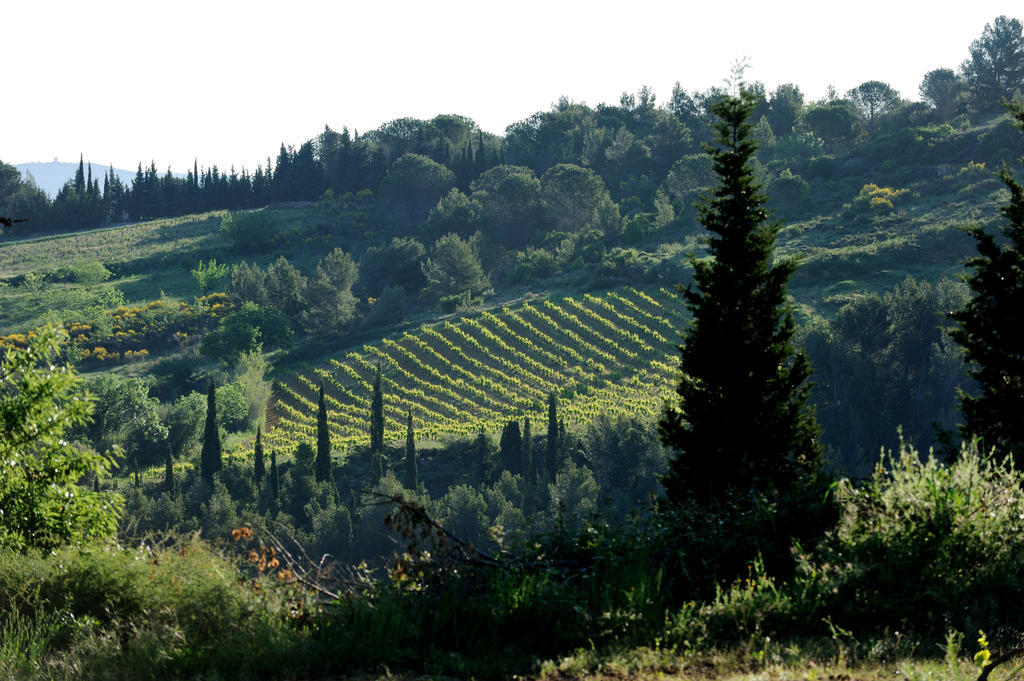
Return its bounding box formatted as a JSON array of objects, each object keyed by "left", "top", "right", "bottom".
[{"left": 266, "top": 287, "right": 682, "bottom": 457}]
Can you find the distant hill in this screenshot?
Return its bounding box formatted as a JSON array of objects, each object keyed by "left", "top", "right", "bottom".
[{"left": 13, "top": 160, "right": 182, "bottom": 198}]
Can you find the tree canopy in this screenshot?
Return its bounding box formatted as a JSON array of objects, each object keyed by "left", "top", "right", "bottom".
[{"left": 0, "top": 325, "right": 122, "bottom": 550}]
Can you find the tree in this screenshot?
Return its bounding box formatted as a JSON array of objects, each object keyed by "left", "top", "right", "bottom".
[
  {"left": 847, "top": 80, "right": 902, "bottom": 132},
  {"left": 164, "top": 446, "right": 174, "bottom": 493},
  {"left": 961, "top": 16, "right": 1024, "bottom": 112},
  {"left": 540, "top": 163, "right": 619, "bottom": 235},
  {"left": 0, "top": 325, "right": 122, "bottom": 550},
  {"left": 421, "top": 232, "right": 490, "bottom": 301},
  {"left": 82, "top": 374, "right": 168, "bottom": 467},
  {"left": 376, "top": 152, "right": 456, "bottom": 226},
  {"left": 951, "top": 101, "right": 1024, "bottom": 460},
  {"left": 522, "top": 416, "right": 533, "bottom": 481},
  {"left": 919, "top": 68, "right": 966, "bottom": 121},
  {"left": 546, "top": 392, "right": 560, "bottom": 481},
  {"left": 499, "top": 420, "right": 523, "bottom": 474},
  {"left": 191, "top": 259, "right": 231, "bottom": 294},
  {"left": 254, "top": 425, "right": 265, "bottom": 485},
  {"left": 270, "top": 448, "right": 280, "bottom": 503},
  {"left": 766, "top": 83, "right": 804, "bottom": 137},
  {"left": 405, "top": 412, "right": 418, "bottom": 489},
  {"left": 658, "top": 89, "right": 826, "bottom": 526},
  {"left": 301, "top": 248, "right": 359, "bottom": 334},
  {"left": 370, "top": 365, "right": 384, "bottom": 452},
  {"left": 200, "top": 378, "right": 222, "bottom": 484},
  {"left": 315, "top": 383, "right": 332, "bottom": 482},
  {"left": 803, "top": 101, "right": 860, "bottom": 149}
]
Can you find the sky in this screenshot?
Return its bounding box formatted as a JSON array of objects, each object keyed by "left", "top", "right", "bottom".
[{"left": 3, "top": 0, "right": 1021, "bottom": 175}]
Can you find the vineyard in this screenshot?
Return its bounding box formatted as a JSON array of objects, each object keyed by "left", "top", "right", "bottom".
[{"left": 265, "top": 286, "right": 688, "bottom": 455}]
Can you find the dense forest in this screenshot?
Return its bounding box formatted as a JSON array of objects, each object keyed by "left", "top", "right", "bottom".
[{"left": 3, "top": 14, "right": 1024, "bottom": 680}]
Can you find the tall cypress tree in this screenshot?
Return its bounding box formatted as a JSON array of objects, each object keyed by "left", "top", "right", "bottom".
[
  {"left": 658, "top": 88, "right": 825, "bottom": 513},
  {"left": 200, "top": 379, "right": 222, "bottom": 484},
  {"left": 951, "top": 101, "right": 1024, "bottom": 461},
  {"left": 405, "top": 411, "right": 418, "bottom": 489},
  {"left": 270, "top": 449, "right": 280, "bottom": 502},
  {"left": 370, "top": 364, "right": 384, "bottom": 452},
  {"left": 164, "top": 446, "right": 174, "bottom": 494},
  {"left": 522, "top": 416, "right": 533, "bottom": 480},
  {"left": 546, "top": 392, "right": 559, "bottom": 481},
  {"left": 315, "top": 383, "right": 332, "bottom": 482},
  {"left": 499, "top": 420, "right": 522, "bottom": 474},
  {"left": 254, "top": 425, "right": 265, "bottom": 485}
]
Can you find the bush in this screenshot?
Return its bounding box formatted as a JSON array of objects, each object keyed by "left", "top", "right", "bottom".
[
  {"left": 220, "top": 210, "right": 280, "bottom": 253},
  {"left": 820, "top": 443, "right": 1024, "bottom": 640},
  {"left": 0, "top": 539, "right": 295, "bottom": 679}
]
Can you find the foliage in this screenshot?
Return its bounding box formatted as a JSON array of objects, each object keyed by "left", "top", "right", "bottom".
[
  {"left": 951, "top": 100, "right": 1024, "bottom": 460},
  {"left": 200, "top": 301, "right": 292, "bottom": 363},
  {"left": 376, "top": 152, "right": 456, "bottom": 226},
  {"left": 850, "top": 182, "right": 909, "bottom": 216},
  {"left": 216, "top": 381, "right": 250, "bottom": 431},
  {"left": 821, "top": 442, "right": 1024, "bottom": 638},
  {"left": 233, "top": 347, "right": 272, "bottom": 427},
  {"left": 847, "top": 80, "right": 903, "bottom": 132},
  {"left": 805, "top": 277, "right": 969, "bottom": 475},
  {"left": 960, "top": 15, "right": 1024, "bottom": 112},
  {"left": 220, "top": 209, "right": 280, "bottom": 252},
  {"left": 659, "top": 89, "right": 829, "bottom": 581},
  {"left": 0, "top": 325, "right": 122, "bottom": 550},
  {"left": 301, "top": 247, "right": 359, "bottom": 334},
  {"left": 81, "top": 373, "right": 168, "bottom": 468},
  {"left": 200, "top": 379, "right": 222, "bottom": 484},
  {"left": 920, "top": 68, "right": 966, "bottom": 120},
  {"left": 421, "top": 232, "right": 491, "bottom": 301},
  {"left": 315, "top": 383, "right": 331, "bottom": 482},
  {"left": 191, "top": 258, "right": 231, "bottom": 294}
]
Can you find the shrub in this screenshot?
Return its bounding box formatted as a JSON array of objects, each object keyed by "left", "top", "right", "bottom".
[
  {"left": 220, "top": 210, "right": 280, "bottom": 253},
  {"left": 820, "top": 443, "right": 1024, "bottom": 640}
]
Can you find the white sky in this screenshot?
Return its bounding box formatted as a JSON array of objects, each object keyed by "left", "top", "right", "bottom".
[{"left": 3, "top": 1, "right": 1021, "bottom": 174}]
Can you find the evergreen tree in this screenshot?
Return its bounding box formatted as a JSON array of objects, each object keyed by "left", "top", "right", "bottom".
[
  {"left": 164, "top": 446, "right": 174, "bottom": 493},
  {"left": 522, "top": 416, "right": 533, "bottom": 480},
  {"left": 546, "top": 392, "right": 559, "bottom": 481},
  {"left": 315, "top": 383, "right": 332, "bottom": 482},
  {"left": 658, "top": 88, "right": 826, "bottom": 524},
  {"left": 951, "top": 101, "right": 1024, "bottom": 461},
  {"left": 475, "top": 426, "right": 493, "bottom": 481},
  {"left": 500, "top": 420, "right": 523, "bottom": 474},
  {"left": 200, "top": 379, "right": 222, "bottom": 484},
  {"left": 370, "top": 364, "right": 384, "bottom": 452},
  {"left": 405, "top": 411, "right": 418, "bottom": 489},
  {"left": 254, "top": 425, "right": 265, "bottom": 485},
  {"left": 270, "top": 449, "right": 280, "bottom": 502}
]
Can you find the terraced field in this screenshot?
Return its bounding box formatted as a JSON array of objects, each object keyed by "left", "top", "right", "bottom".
[{"left": 265, "top": 286, "right": 687, "bottom": 454}]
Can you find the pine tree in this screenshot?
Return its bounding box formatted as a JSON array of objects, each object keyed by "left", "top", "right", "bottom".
[
  {"left": 254, "top": 425, "right": 265, "bottom": 485},
  {"left": 370, "top": 364, "right": 384, "bottom": 452},
  {"left": 405, "top": 411, "right": 418, "bottom": 489},
  {"left": 200, "top": 379, "right": 222, "bottom": 485},
  {"left": 658, "top": 88, "right": 825, "bottom": 512},
  {"left": 315, "top": 383, "right": 332, "bottom": 482},
  {"left": 951, "top": 101, "right": 1024, "bottom": 461},
  {"left": 546, "top": 392, "right": 559, "bottom": 481}
]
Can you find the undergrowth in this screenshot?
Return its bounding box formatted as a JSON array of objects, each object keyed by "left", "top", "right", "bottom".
[{"left": 4, "top": 442, "right": 1024, "bottom": 679}]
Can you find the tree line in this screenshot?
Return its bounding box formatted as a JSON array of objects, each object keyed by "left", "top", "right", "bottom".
[{"left": 2, "top": 15, "right": 1021, "bottom": 237}]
